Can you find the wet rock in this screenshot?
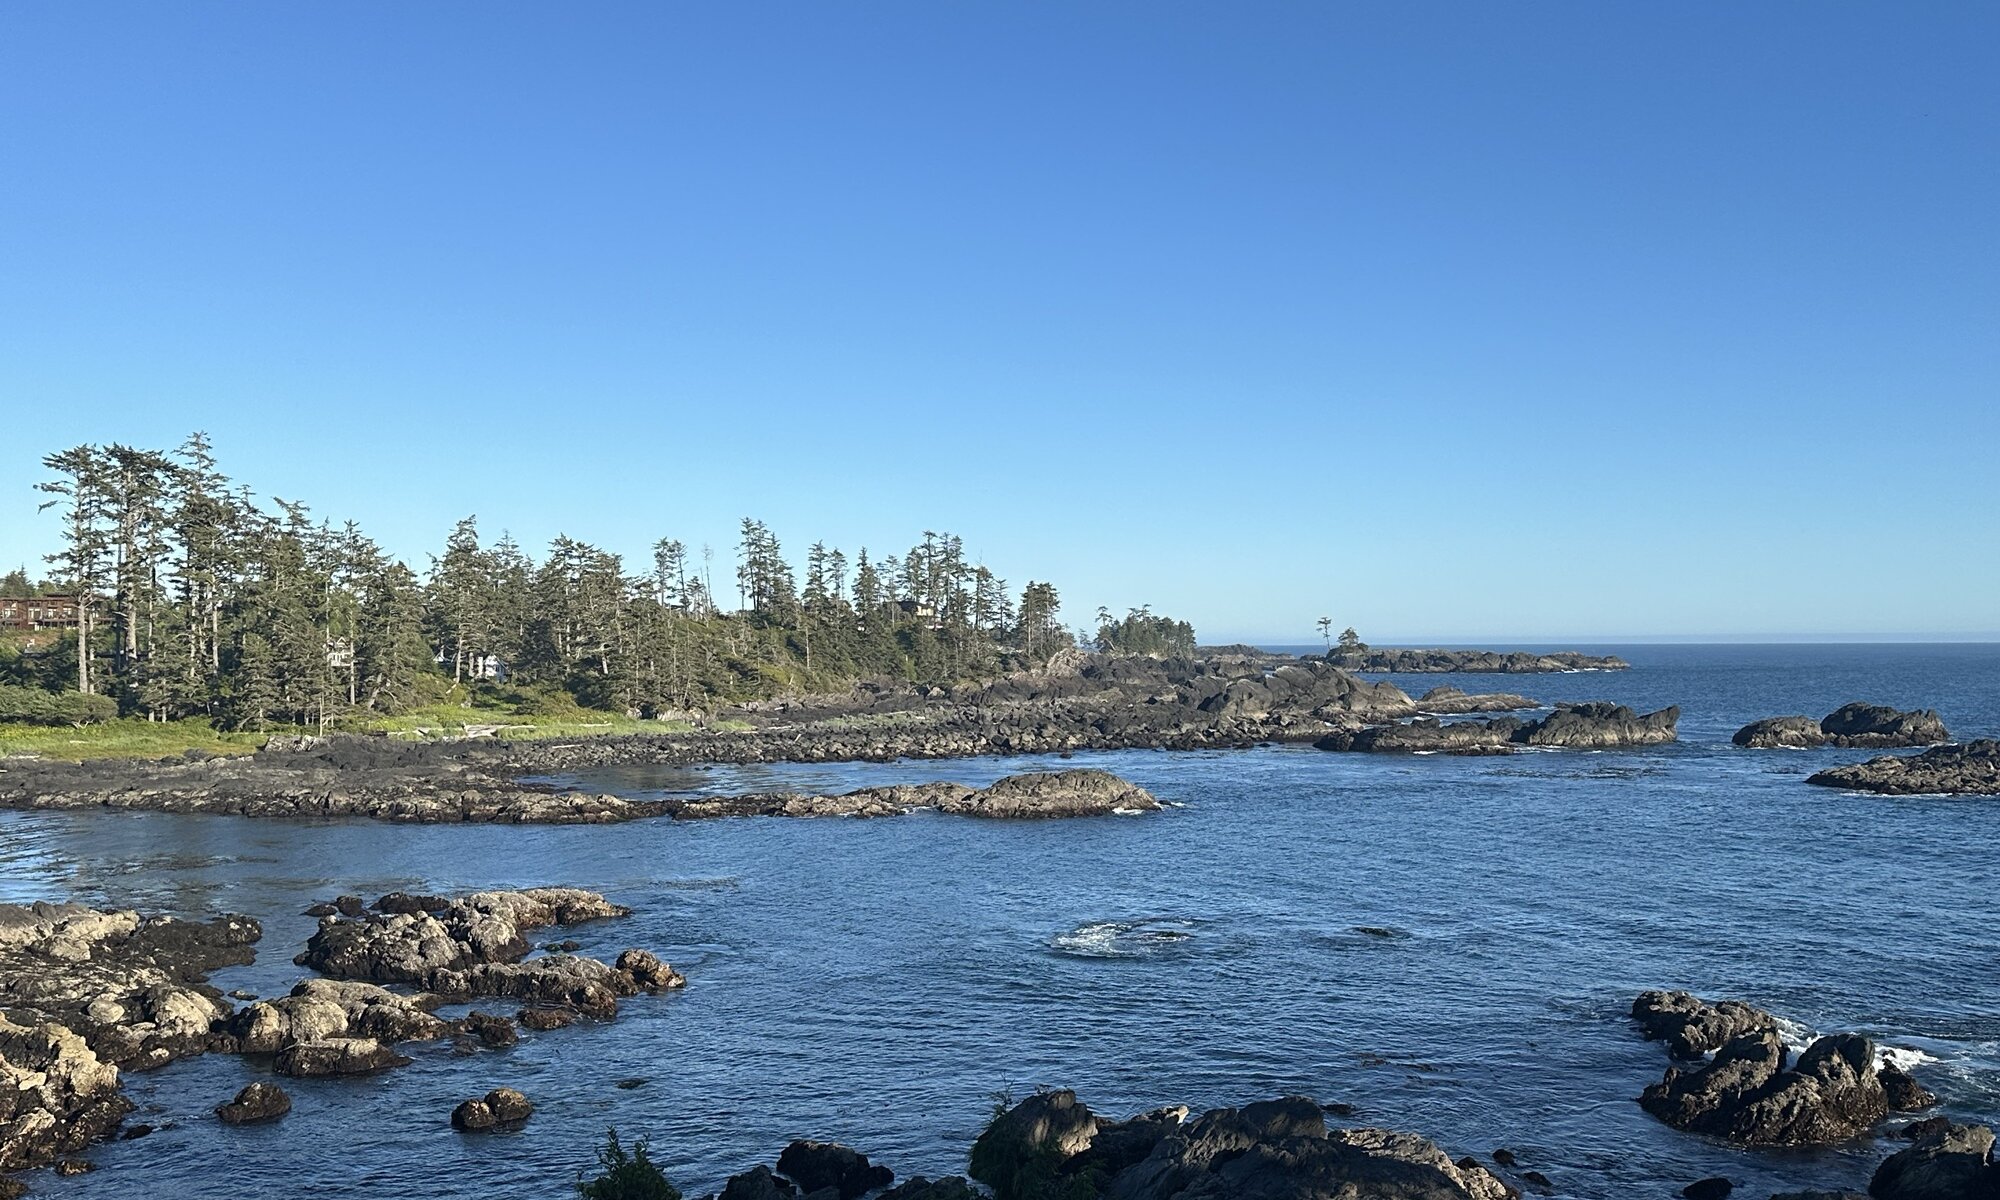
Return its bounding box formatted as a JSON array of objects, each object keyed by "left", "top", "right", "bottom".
[
  {"left": 970, "top": 1089, "right": 1104, "bottom": 1190},
  {"left": 775, "top": 1141, "right": 894, "bottom": 1199},
  {"left": 1810, "top": 740, "right": 2000, "bottom": 796},
  {"left": 1632, "top": 991, "right": 1780, "bottom": 1059},
  {"left": 460, "top": 1011, "right": 518, "bottom": 1048},
  {"left": 53, "top": 1159, "right": 92, "bottom": 1176},
  {"left": 216, "top": 1082, "right": 291, "bottom": 1125},
  {"left": 1521, "top": 702, "right": 1679, "bottom": 748},
  {"left": 1325, "top": 648, "right": 1627, "bottom": 673},
  {"left": 518, "top": 1007, "right": 577, "bottom": 1032},
  {"left": 1640, "top": 1030, "right": 1889, "bottom": 1146},
  {"left": 1492, "top": 1148, "right": 1517, "bottom": 1167},
  {"left": 450, "top": 1087, "right": 533, "bottom": 1132},
  {"left": 272, "top": 1036, "right": 411, "bottom": 1077},
  {"left": 372, "top": 892, "right": 451, "bottom": 915},
  {"left": 941, "top": 770, "right": 1160, "bottom": 818},
  {"left": 1869, "top": 1123, "right": 1998, "bottom": 1200},
  {"left": 1900, "top": 1118, "right": 1956, "bottom": 1142},
  {"left": 613, "top": 948, "right": 687, "bottom": 991},
  {"left": 1314, "top": 719, "right": 1522, "bottom": 754},
  {"left": 430, "top": 955, "right": 635, "bottom": 1018},
  {"left": 1882, "top": 1064, "right": 1939, "bottom": 1112},
  {"left": 1684, "top": 1178, "right": 1734, "bottom": 1200},
  {"left": 1319, "top": 703, "right": 1678, "bottom": 753}
]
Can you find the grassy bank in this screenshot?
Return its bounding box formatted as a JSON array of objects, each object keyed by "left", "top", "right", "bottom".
[{"left": 0, "top": 706, "right": 718, "bottom": 762}]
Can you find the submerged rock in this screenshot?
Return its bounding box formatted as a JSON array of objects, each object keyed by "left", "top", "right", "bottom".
[
  {"left": 216, "top": 1082, "right": 291, "bottom": 1126},
  {"left": 1809, "top": 740, "right": 2000, "bottom": 796}
]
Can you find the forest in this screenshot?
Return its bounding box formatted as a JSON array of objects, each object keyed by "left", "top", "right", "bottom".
[{"left": 3, "top": 436, "right": 1195, "bottom": 731}]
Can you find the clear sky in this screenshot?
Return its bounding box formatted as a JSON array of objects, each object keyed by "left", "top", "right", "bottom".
[{"left": 2, "top": 4, "right": 1995, "bottom": 643}]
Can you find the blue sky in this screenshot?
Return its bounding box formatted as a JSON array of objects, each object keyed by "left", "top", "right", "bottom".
[{"left": 3, "top": 4, "right": 1994, "bottom": 642}]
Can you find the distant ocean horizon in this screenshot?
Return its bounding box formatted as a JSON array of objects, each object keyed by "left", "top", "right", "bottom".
[{"left": 1241, "top": 635, "right": 2000, "bottom": 652}]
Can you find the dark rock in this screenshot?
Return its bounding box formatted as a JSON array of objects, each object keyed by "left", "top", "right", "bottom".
[
  {"left": 1632, "top": 991, "right": 1780, "bottom": 1058},
  {"left": 460, "top": 1011, "right": 518, "bottom": 1048},
  {"left": 1415, "top": 686, "right": 1540, "bottom": 714},
  {"left": 1900, "top": 1118, "right": 1956, "bottom": 1142},
  {"left": 1103, "top": 1096, "right": 1513, "bottom": 1200},
  {"left": 614, "top": 948, "right": 686, "bottom": 991},
  {"left": 1684, "top": 1178, "right": 1734, "bottom": 1200},
  {"left": 518, "top": 1007, "right": 577, "bottom": 1031},
  {"left": 216, "top": 1082, "right": 291, "bottom": 1125},
  {"left": 1521, "top": 1171, "right": 1554, "bottom": 1192},
  {"left": 774, "top": 1141, "right": 893, "bottom": 1199},
  {"left": 878, "top": 1178, "right": 977, "bottom": 1200},
  {"left": 120, "top": 1124, "right": 154, "bottom": 1140},
  {"left": 1319, "top": 703, "right": 1677, "bottom": 754},
  {"left": 1325, "top": 648, "right": 1628, "bottom": 673},
  {"left": 1492, "top": 1148, "right": 1518, "bottom": 1167},
  {"left": 1869, "top": 1123, "right": 1997, "bottom": 1200},
  {"left": 1521, "top": 702, "right": 1678, "bottom": 748},
  {"left": 1640, "top": 1030, "right": 1889, "bottom": 1146},
  {"left": 450, "top": 1087, "right": 534, "bottom": 1132},
  {"left": 614, "top": 1077, "right": 646, "bottom": 1089},
  {"left": 1734, "top": 716, "right": 1831, "bottom": 749},
  {"left": 54, "top": 1159, "right": 92, "bottom": 1176},
  {"left": 721, "top": 1164, "right": 797, "bottom": 1200},
  {"left": 1819, "top": 704, "right": 1950, "bottom": 748},
  {"left": 1810, "top": 741, "right": 2000, "bottom": 796},
  {"left": 1882, "top": 1064, "right": 1939, "bottom": 1112}
]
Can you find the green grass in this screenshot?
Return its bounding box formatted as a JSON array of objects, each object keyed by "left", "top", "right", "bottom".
[{"left": 0, "top": 719, "right": 268, "bottom": 761}]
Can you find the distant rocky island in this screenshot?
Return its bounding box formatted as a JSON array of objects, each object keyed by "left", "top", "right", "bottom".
[
  {"left": 1321, "top": 647, "right": 1630, "bottom": 673},
  {"left": 1734, "top": 703, "right": 1949, "bottom": 749},
  {"left": 1808, "top": 739, "right": 1999, "bottom": 795}
]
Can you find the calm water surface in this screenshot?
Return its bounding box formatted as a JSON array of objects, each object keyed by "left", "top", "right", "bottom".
[{"left": 2, "top": 643, "right": 1997, "bottom": 1199}]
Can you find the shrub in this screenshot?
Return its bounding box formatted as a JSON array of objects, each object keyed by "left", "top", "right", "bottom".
[
  {"left": 577, "top": 1129, "right": 680, "bottom": 1200},
  {"left": 0, "top": 684, "right": 117, "bottom": 726}
]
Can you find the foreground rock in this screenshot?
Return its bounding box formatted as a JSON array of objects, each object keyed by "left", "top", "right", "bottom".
[
  {"left": 1315, "top": 702, "right": 1680, "bottom": 754},
  {"left": 215, "top": 1082, "right": 291, "bottom": 1125},
  {"left": 451, "top": 1087, "right": 534, "bottom": 1132},
  {"left": 968, "top": 1089, "right": 1511, "bottom": 1200},
  {"left": 1734, "top": 704, "right": 1951, "bottom": 750},
  {"left": 1630, "top": 992, "right": 1928, "bottom": 1146},
  {"left": 1870, "top": 1123, "right": 1999, "bottom": 1200},
  {"left": 273, "top": 1035, "right": 410, "bottom": 1077},
  {"left": 1324, "top": 647, "right": 1628, "bottom": 673},
  {"left": 1808, "top": 740, "right": 2000, "bottom": 796},
  {"left": 673, "top": 770, "right": 1161, "bottom": 820}
]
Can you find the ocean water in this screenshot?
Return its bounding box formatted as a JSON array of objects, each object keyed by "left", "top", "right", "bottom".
[{"left": 2, "top": 643, "right": 1997, "bottom": 1199}]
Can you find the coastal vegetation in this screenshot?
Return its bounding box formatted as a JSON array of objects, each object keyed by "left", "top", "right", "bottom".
[{"left": 7, "top": 435, "right": 1196, "bottom": 750}]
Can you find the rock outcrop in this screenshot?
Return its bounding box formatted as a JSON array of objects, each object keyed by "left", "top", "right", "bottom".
[
  {"left": 1631, "top": 991, "right": 1780, "bottom": 1059},
  {"left": 1324, "top": 648, "right": 1628, "bottom": 673},
  {"left": 1415, "top": 687, "right": 1540, "bottom": 714},
  {"left": 967, "top": 1090, "right": 1510, "bottom": 1200},
  {"left": 1734, "top": 705, "right": 1950, "bottom": 750},
  {"left": 272, "top": 1035, "right": 410, "bottom": 1077},
  {"left": 1316, "top": 703, "right": 1679, "bottom": 754},
  {"left": 0, "top": 1015, "right": 130, "bottom": 1170},
  {"left": 1640, "top": 1030, "right": 1889, "bottom": 1146},
  {"left": 450, "top": 1087, "right": 534, "bottom": 1132},
  {"left": 671, "top": 770, "right": 1162, "bottom": 821},
  {"left": 1809, "top": 741, "right": 2000, "bottom": 796}
]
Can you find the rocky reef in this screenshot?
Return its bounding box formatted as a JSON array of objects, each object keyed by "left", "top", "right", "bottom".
[
  {"left": 1323, "top": 647, "right": 1629, "bottom": 673},
  {"left": 1734, "top": 704, "right": 1950, "bottom": 749},
  {"left": 1314, "top": 702, "right": 1680, "bottom": 754},
  {"left": 1630, "top": 992, "right": 1936, "bottom": 1147},
  {"left": 673, "top": 769, "right": 1160, "bottom": 820},
  {"left": 0, "top": 887, "right": 678, "bottom": 1188},
  {"left": 1807, "top": 740, "right": 2000, "bottom": 796}
]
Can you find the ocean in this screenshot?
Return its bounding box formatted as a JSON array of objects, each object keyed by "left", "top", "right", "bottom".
[{"left": 3, "top": 642, "right": 1996, "bottom": 1198}]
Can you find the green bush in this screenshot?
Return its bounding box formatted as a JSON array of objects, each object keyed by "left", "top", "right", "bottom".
[
  {"left": 577, "top": 1129, "right": 680, "bottom": 1200},
  {"left": 0, "top": 684, "right": 118, "bottom": 727}
]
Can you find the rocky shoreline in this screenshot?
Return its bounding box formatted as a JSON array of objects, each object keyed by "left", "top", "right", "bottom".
[{"left": 0, "top": 888, "right": 678, "bottom": 1184}]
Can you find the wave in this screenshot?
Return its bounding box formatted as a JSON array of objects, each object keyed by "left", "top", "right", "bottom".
[{"left": 1050, "top": 917, "right": 1201, "bottom": 960}]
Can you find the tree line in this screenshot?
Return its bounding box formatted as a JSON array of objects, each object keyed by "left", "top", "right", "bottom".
[{"left": 10, "top": 435, "right": 1193, "bottom": 729}]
